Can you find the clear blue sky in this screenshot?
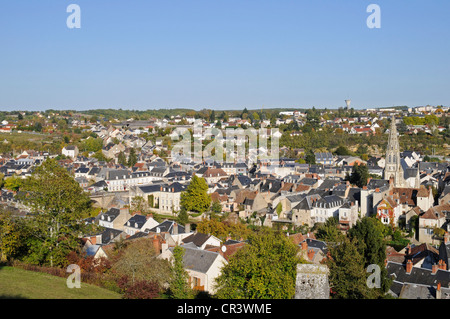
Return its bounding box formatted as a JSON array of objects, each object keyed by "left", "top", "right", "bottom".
[{"left": 0, "top": 0, "right": 449, "bottom": 111}]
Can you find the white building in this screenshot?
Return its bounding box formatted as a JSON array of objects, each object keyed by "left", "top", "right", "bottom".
[
  {"left": 311, "top": 195, "right": 344, "bottom": 224},
  {"left": 62, "top": 145, "right": 79, "bottom": 158}
]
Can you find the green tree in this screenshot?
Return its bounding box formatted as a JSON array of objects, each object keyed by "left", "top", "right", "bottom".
[
  {"left": 0, "top": 211, "right": 28, "bottom": 262},
  {"left": 304, "top": 150, "right": 316, "bottom": 164},
  {"left": 80, "top": 137, "right": 103, "bottom": 152},
  {"left": 214, "top": 229, "right": 301, "bottom": 299},
  {"left": 93, "top": 150, "right": 109, "bottom": 162},
  {"left": 176, "top": 207, "right": 190, "bottom": 226},
  {"left": 348, "top": 217, "right": 391, "bottom": 295},
  {"left": 20, "top": 158, "right": 94, "bottom": 267},
  {"left": 327, "top": 236, "right": 373, "bottom": 299},
  {"left": 3, "top": 175, "right": 24, "bottom": 192},
  {"left": 334, "top": 145, "right": 352, "bottom": 156},
  {"left": 314, "top": 217, "right": 344, "bottom": 243},
  {"left": 118, "top": 151, "right": 127, "bottom": 166},
  {"left": 127, "top": 148, "right": 138, "bottom": 167},
  {"left": 169, "top": 245, "right": 194, "bottom": 299},
  {"left": 211, "top": 201, "right": 222, "bottom": 215},
  {"left": 196, "top": 218, "right": 228, "bottom": 240},
  {"left": 112, "top": 237, "right": 171, "bottom": 287},
  {"left": 348, "top": 163, "right": 369, "bottom": 188},
  {"left": 180, "top": 175, "right": 211, "bottom": 213},
  {"left": 209, "top": 110, "right": 216, "bottom": 123}
]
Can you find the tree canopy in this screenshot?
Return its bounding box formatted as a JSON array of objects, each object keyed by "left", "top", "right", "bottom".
[
  {"left": 19, "top": 158, "right": 95, "bottom": 267},
  {"left": 180, "top": 175, "right": 211, "bottom": 213},
  {"left": 214, "top": 229, "right": 301, "bottom": 299}
]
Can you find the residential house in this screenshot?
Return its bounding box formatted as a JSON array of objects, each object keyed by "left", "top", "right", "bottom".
[
  {"left": 375, "top": 195, "right": 402, "bottom": 226},
  {"left": 98, "top": 207, "right": 131, "bottom": 231},
  {"left": 159, "top": 246, "right": 228, "bottom": 294},
  {"left": 102, "top": 143, "right": 126, "bottom": 161},
  {"left": 298, "top": 238, "right": 328, "bottom": 264},
  {"left": 311, "top": 195, "right": 345, "bottom": 224},
  {"left": 203, "top": 167, "right": 228, "bottom": 184},
  {"left": 291, "top": 194, "right": 321, "bottom": 227},
  {"left": 181, "top": 232, "right": 222, "bottom": 250},
  {"left": 315, "top": 152, "right": 334, "bottom": 165},
  {"left": 386, "top": 260, "right": 450, "bottom": 299},
  {"left": 418, "top": 204, "right": 450, "bottom": 244},
  {"left": 62, "top": 145, "right": 79, "bottom": 159},
  {"left": 123, "top": 213, "right": 159, "bottom": 236},
  {"left": 338, "top": 201, "right": 359, "bottom": 232}
]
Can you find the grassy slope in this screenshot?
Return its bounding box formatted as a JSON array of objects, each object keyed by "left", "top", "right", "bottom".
[{"left": 0, "top": 266, "right": 122, "bottom": 299}]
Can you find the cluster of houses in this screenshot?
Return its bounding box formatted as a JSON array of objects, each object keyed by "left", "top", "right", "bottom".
[{"left": 0, "top": 107, "right": 450, "bottom": 298}]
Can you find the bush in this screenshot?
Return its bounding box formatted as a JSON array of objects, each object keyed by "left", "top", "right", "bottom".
[{"left": 123, "top": 280, "right": 161, "bottom": 299}]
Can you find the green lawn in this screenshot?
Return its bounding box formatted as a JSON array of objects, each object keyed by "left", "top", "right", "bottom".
[{"left": 0, "top": 266, "right": 122, "bottom": 299}]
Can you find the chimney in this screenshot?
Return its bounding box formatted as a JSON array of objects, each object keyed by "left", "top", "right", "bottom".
[
  {"left": 375, "top": 188, "right": 380, "bottom": 193},
  {"left": 173, "top": 222, "right": 178, "bottom": 235},
  {"left": 432, "top": 263, "right": 439, "bottom": 275},
  {"left": 406, "top": 243, "right": 411, "bottom": 255},
  {"left": 436, "top": 282, "right": 442, "bottom": 299},
  {"left": 153, "top": 235, "right": 161, "bottom": 253},
  {"left": 185, "top": 223, "right": 191, "bottom": 233},
  {"left": 439, "top": 260, "right": 447, "bottom": 270},
  {"left": 301, "top": 241, "right": 308, "bottom": 251},
  {"left": 406, "top": 260, "right": 413, "bottom": 274},
  {"left": 307, "top": 249, "right": 315, "bottom": 261},
  {"left": 90, "top": 236, "right": 96, "bottom": 245}
]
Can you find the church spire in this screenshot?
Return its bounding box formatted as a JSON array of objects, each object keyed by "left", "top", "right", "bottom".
[{"left": 384, "top": 115, "right": 404, "bottom": 187}]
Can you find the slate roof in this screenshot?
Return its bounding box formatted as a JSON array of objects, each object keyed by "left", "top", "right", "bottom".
[
  {"left": 298, "top": 177, "right": 318, "bottom": 186},
  {"left": 148, "top": 220, "right": 185, "bottom": 234},
  {"left": 75, "top": 167, "right": 90, "bottom": 174},
  {"left": 317, "top": 178, "right": 342, "bottom": 190},
  {"left": 260, "top": 179, "right": 282, "bottom": 193},
  {"left": 107, "top": 169, "right": 131, "bottom": 180},
  {"left": 100, "top": 208, "right": 120, "bottom": 221},
  {"left": 386, "top": 261, "right": 450, "bottom": 290},
  {"left": 100, "top": 227, "right": 124, "bottom": 245},
  {"left": 174, "top": 246, "right": 222, "bottom": 273},
  {"left": 404, "top": 168, "right": 419, "bottom": 179},
  {"left": 293, "top": 194, "right": 321, "bottom": 211},
  {"left": 125, "top": 214, "right": 147, "bottom": 229},
  {"left": 313, "top": 194, "right": 344, "bottom": 209},
  {"left": 367, "top": 179, "right": 390, "bottom": 191},
  {"left": 182, "top": 232, "right": 214, "bottom": 248},
  {"left": 138, "top": 184, "right": 163, "bottom": 194}
]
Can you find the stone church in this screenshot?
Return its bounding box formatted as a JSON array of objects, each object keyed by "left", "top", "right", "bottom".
[{"left": 383, "top": 116, "right": 420, "bottom": 188}]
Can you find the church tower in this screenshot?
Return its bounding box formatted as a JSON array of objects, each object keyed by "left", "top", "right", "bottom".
[{"left": 384, "top": 115, "right": 404, "bottom": 187}]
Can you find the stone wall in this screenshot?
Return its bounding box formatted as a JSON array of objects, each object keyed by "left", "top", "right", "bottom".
[{"left": 295, "top": 264, "right": 330, "bottom": 299}]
